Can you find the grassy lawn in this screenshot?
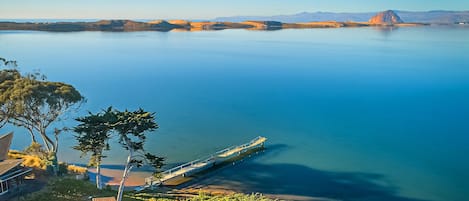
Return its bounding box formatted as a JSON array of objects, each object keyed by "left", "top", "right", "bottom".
[
  {"left": 17, "top": 178, "right": 275, "bottom": 201},
  {"left": 9, "top": 149, "right": 275, "bottom": 201}
]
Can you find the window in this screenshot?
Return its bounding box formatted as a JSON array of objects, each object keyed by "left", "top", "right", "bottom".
[{"left": 0, "top": 181, "right": 8, "bottom": 194}]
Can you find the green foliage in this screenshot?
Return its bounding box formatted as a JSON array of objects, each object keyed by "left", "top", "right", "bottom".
[
  {"left": 4, "top": 73, "right": 84, "bottom": 118},
  {"left": 74, "top": 107, "right": 163, "bottom": 169},
  {"left": 74, "top": 107, "right": 116, "bottom": 189},
  {"left": 18, "top": 178, "right": 274, "bottom": 201},
  {"left": 110, "top": 108, "right": 161, "bottom": 201},
  {"left": 73, "top": 107, "right": 164, "bottom": 197},
  {"left": 0, "top": 62, "right": 85, "bottom": 175},
  {"left": 24, "top": 142, "right": 48, "bottom": 159},
  {"left": 0, "top": 67, "right": 21, "bottom": 128},
  {"left": 67, "top": 164, "right": 88, "bottom": 174},
  {"left": 8, "top": 149, "right": 48, "bottom": 169},
  {"left": 0, "top": 57, "right": 17, "bottom": 67},
  {"left": 58, "top": 162, "right": 68, "bottom": 175},
  {"left": 145, "top": 153, "right": 165, "bottom": 178},
  {"left": 74, "top": 107, "right": 115, "bottom": 167},
  {"left": 113, "top": 108, "right": 159, "bottom": 151},
  {"left": 187, "top": 193, "right": 275, "bottom": 201},
  {"left": 19, "top": 178, "right": 116, "bottom": 201},
  {"left": 116, "top": 192, "right": 276, "bottom": 201},
  {"left": 112, "top": 108, "right": 163, "bottom": 168},
  {"left": 0, "top": 66, "right": 85, "bottom": 144}
]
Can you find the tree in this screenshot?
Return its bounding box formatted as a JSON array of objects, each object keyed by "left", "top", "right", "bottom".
[
  {"left": 112, "top": 108, "right": 164, "bottom": 201},
  {"left": 0, "top": 58, "right": 18, "bottom": 130},
  {"left": 0, "top": 57, "right": 17, "bottom": 67},
  {"left": 0, "top": 68, "right": 85, "bottom": 175},
  {"left": 0, "top": 69, "right": 20, "bottom": 130},
  {"left": 73, "top": 107, "right": 115, "bottom": 189},
  {"left": 73, "top": 107, "right": 164, "bottom": 198}
]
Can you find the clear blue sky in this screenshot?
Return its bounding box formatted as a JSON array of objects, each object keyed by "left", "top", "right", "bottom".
[{"left": 1, "top": 0, "right": 468, "bottom": 19}]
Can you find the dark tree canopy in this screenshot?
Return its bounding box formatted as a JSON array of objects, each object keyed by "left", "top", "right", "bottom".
[
  {"left": 74, "top": 107, "right": 116, "bottom": 189},
  {"left": 113, "top": 108, "right": 159, "bottom": 151},
  {"left": 0, "top": 57, "right": 17, "bottom": 67},
  {"left": 73, "top": 107, "right": 164, "bottom": 194},
  {"left": 109, "top": 108, "right": 162, "bottom": 201},
  {"left": 74, "top": 107, "right": 116, "bottom": 166}
]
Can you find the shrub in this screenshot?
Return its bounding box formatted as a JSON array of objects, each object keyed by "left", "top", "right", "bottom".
[
  {"left": 23, "top": 142, "right": 48, "bottom": 159},
  {"left": 67, "top": 164, "right": 88, "bottom": 174},
  {"left": 8, "top": 150, "right": 47, "bottom": 169},
  {"left": 188, "top": 193, "right": 275, "bottom": 201}
]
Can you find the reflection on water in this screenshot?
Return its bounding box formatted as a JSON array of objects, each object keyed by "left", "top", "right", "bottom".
[{"left": 372, "top": 26, "right": 400, "bottom": 36}]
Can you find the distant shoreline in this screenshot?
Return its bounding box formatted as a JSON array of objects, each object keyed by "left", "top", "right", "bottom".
[{"left": 0, "top": 20, "right": 430, "bottom": 32}]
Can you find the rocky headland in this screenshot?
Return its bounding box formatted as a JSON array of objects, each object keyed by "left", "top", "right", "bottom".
[{"left": 369, "top": 10, "right": 404, "bottom": 24}]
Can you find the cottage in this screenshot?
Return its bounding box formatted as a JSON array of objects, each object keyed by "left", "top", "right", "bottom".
[{"left": 0, "top": 133, "right": 32, "bottom": 196}]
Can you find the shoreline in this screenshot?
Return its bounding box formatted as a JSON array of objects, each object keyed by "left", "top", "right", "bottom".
[
  {"left": 88, "top": 167, "right": 149, "bottom": 187},
  {"left": 0, "top": 20, "right": 429, "bottom": 32},
  {"left": 92, "top": 167, "right": 336, "bottom": 201}
]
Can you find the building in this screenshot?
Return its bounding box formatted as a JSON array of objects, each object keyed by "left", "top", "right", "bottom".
[{"left": 0, "top": 132, "right": 32, "bottom": 196}]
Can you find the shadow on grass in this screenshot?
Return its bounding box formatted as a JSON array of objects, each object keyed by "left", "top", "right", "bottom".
[{"left": 88, "top": 171, "right": 116, "bottom": 186}]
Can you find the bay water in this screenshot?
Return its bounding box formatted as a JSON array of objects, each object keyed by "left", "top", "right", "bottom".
[{"left": 1, "top": 26, "right": 469, "bottom": 201}]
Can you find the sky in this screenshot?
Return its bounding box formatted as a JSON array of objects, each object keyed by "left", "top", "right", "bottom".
[{"left": 1, "top": 0, "right": 468, "bottom": 19}]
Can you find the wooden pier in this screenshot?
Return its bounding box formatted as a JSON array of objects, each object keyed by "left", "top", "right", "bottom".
[{"left": 142, "top": 136, "right": 267, "bottom": 188}]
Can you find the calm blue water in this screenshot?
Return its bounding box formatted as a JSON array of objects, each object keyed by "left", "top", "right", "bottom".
[{"left": 1, "top": 26, "right": 469, "bottom": 201}]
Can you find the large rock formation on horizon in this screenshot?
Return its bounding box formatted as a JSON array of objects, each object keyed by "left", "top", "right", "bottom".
[
  {"left": 369, "top": 10, "right": 404, "bottom": 24},
  {"left": 214, "top": 10, "right": 469, "bottom": 24}
]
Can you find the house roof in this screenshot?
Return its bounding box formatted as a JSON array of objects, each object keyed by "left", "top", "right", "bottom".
[
  {"left": 0, "top": 159, "right": 23, "bottom": 176},
  {"left": 92, "top": 197, "right": 116, "bottom": 201},
  {"left": 0, "top": 132, "right": 13, "bottom": 161}
]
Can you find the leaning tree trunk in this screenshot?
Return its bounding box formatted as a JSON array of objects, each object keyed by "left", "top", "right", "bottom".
[
  {"left": 49, "top": 152, "right": 59, "bottom": 176},
  {"left": 116, "top": 150, "right": 133, "bottom": 201},
  {"left": 96, "top": 163, "right": 102, "bottom": 189},
  {"left": 48, "top": 144, "right": 59, "bottom": 176},
  {"left": 38, "top": 129, "right": 60, "bottom": 176}
]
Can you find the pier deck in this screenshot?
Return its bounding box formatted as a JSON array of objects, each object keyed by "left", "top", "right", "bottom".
[
  {"left": 143, "top": 136, "right": 267, "bottom": 187},
  {"left": 217, "top": 137, "right": 267, "bottom": 158}
]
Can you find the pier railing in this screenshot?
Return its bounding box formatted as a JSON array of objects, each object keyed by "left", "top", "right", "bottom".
[
  {"left": 144, "top": 136, "right": 266, "bottom": 186},
  {"left": 215, "top": 136, "right": 266, "bottom": 157}
]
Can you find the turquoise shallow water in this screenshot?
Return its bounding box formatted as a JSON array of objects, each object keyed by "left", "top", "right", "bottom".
[{"left": 1, "top": 26, "right": 469, "bottom": 201}]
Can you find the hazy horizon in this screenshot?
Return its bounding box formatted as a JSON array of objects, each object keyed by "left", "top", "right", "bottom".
[
  {"left": 0, "top": 10, "right": 468, "bottom": 22},
  {"left": 1, "top": 0, "right": 469, "bottom": 19}
]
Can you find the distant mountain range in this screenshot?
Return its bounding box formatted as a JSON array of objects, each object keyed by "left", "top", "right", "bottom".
[{"left": 214, "top": 10, "right": 469, "bottom": 23}]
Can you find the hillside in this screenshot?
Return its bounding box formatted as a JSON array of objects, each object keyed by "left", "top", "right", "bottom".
[
  {"left": 0, "top": 10, "right": 439, "bottom": 32},
  {"left": 214, "top": 10, "right": 469, "bottom": 24}
]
